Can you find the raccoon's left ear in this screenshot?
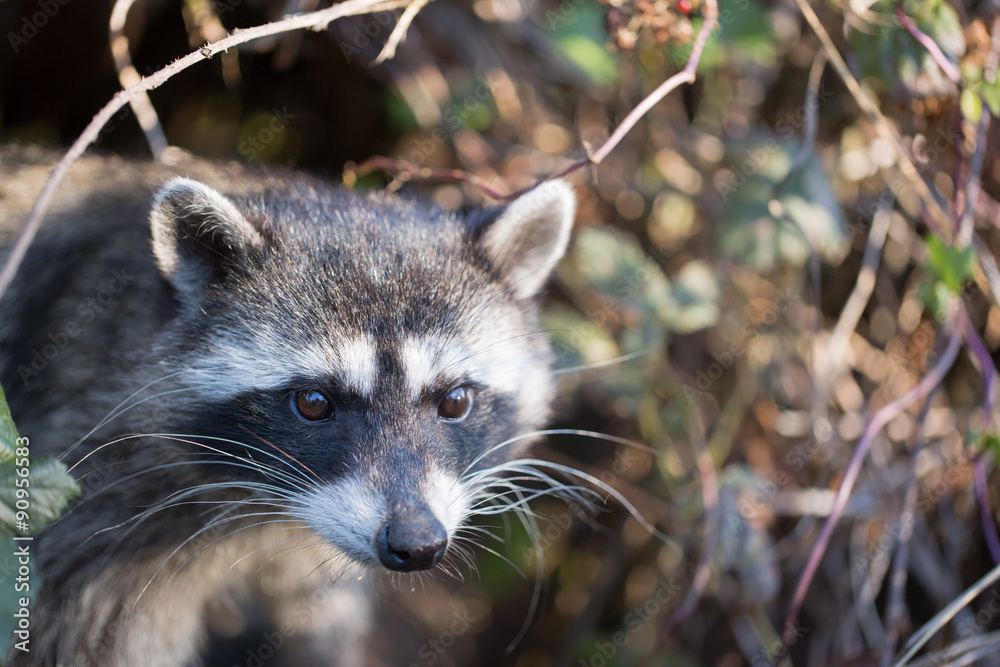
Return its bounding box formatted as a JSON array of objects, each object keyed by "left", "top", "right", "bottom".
[
  {"left": 478, "top": 180, "right": 576, "bottom": 299},
  {"left": 150, "top": 177, "right": 264, "bottom": 300}
]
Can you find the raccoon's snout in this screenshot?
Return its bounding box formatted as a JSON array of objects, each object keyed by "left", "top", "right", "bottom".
[{"left": 376, "top": 511, "right": 448, "bottom": 572}]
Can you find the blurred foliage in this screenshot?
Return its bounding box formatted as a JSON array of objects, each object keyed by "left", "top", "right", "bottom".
[
  {"left": 551, "top": 1, "right": 619, "bottom": 85},
  {"left": 716, "top": 137, "right": 849, "bottom": 269},
  {"left": 852, "top": 0, "right": 965, "bottom": 98}
]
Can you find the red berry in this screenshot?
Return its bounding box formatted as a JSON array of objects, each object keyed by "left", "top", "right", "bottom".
[{"left": 678, "top": 0, "right": 692, "bottom": 13}]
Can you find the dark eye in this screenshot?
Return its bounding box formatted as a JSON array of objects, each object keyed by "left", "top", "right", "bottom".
[
  {"left": 293, "top": 390, "right": 333, "bottom": 421},
  {"left": 438, "top": 386, "right": 473, "bottom": 421}
]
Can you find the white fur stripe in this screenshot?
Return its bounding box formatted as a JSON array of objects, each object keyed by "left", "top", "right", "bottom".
[
  {"left": 424, "top": 468, "right": 468, "bottom": 534},
  {"left": 401, "top": 336, "right": 468, "bottom": 397},
  {"left": 333, "top": 337, "right": 378, "bottom": 395},
  {"left": 188, "top": 336, "right": 378, "bottom": 399}
]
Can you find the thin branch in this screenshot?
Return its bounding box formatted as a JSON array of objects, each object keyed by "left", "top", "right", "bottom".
[
  {"left": 587, "top": 0, "right": 718, "bottom": 166},
  {"left": 962, "top": 308, "right": 1000, "bottom": 563},
  {"left": 109, "top": 0, "right": 169, "bottom": 159},
  {"left": 957, "top": 108, "right": 990, "bottom": 249},
  {"left": 354, "top": 0, "right": 719, "bottom": 201},
  {"left": 0, "top": 0, "right": 410, "bottom": 302},
  {"left": 894, "top": 558, "right": 1000, "bottom": 666},
  {"left": 815, "top": 201, "right": 893, "bottom": 420},
  {"left": 973, "top": 455, "right": 1000, "bottom": 564},
  {"left": 782, "top": 306, "right": 963, "bottom": 647},
  {"left": 374, "top": 0, "right": 432, "bottom": 64},
  {"left": 658, "top": 407, "right": 719, "bottom": 639},
  {"left": 895, "top": 3, "right": 960, "bottom": 84},
  {"left": 790, "top": 0, "right": 953, "bottom": 238},
  {"left": 963, "top": 308, "right": 998, "bottom": 429},
  {"left": 881, "top": 399, "right": 933, "bottom": 667},
  {"left": 182, "top": 0, "right": 243, "bottom": 89},
  {"left": 955, "top": 16, "right": 1000, "bottom": 250},
  {"left": 773, "top": 49, "right": 827, "bottom": 199},
  {"left": 351, "top": 156, "right": 512, "bottom": 200}
]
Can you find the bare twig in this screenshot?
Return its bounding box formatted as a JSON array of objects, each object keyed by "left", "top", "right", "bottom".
[
  {"left": 658, "top": 407, "right": 719, "bottom": 639},
  {"left": 963, "top": 309, "right": 998, "bottom": 429},
  {"left": 973, "top": 455, "right": 1000, "bottom": 564},
  {"left": 881, "top": 399, "right": 933, "bottom": 667},
  {"left": 355, "top": 0, "right": 719, "bottom": 200},
  {"left": 851, "top": 519, "right": 887, "bottom": 647},
  {"left": 894, "top": 559, "right": 1000, "bottom": 666},
  {"left": 182, "top": 0, "right": 243, "bottom": 88},
  {"left": 351, "top": 156, "right": 513, "bottom": 199},
  {"left": 0, "top": 0, "right": 410, "bottom": 302},
  {"left": 958, "top": 109, "right": 990, "bottom": 249},
  {"left": 586, "top": 0, "right": 718, "bottom": 167},
  {"left": 905, "top": 632, "right": 1000, "bottom": 667},
  {"left": 783, "top": 306, "right": 963, "bottom": 647},
  {"left": 972, "top": 234, "right": 1000, "bottom": 306},
  {"left": 374, "top": 0, "right": 432, "bottom": 64},
  {"left": 790, "top": 0, "right": 953, "bottom": 238},
  {"left": 895, "top": 3, "right": 961, "bottom": 84},
  {"left": 955, "top": 17, "right": 1000, "bottom": 250},
  {"left": 773, "top": 50, "right": 827, "bottom": 199},
  {"left": 109, "top": 0, "right": 169, "bottom": 160},
  {"left": 815, "top": 201, "right": 893, "bottom": 425},
  {"left": 963, "top": 301, "right": 1000, "bottom": 567}
]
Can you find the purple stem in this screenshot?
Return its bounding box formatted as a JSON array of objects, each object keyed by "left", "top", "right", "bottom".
[
  {"left": 962, "top": 308, "right": 1000, "bottom": 563},
  {"left": 974, "top": 455, "right": 1000, "bottom": 564},
  {"left": 781, "top": 315, "right": 964, "bottom": 643},
  {"left": 895, "top": 4, "right": 961, "bottom": 84},
  {"left": 962, "top": 309, "right": 997, "bottom": 425}
]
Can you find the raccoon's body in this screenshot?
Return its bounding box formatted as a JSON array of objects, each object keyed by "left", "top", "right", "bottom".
[{"left": 0, "top": 147, "right": 575, "bottom": 666}]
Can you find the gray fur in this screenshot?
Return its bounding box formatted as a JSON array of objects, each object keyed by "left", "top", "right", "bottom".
[{"left": 0, "top": 148, "right": 575, "bottom": 666}]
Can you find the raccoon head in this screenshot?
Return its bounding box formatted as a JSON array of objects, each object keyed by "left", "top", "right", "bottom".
[{"left": 146, "top": 175, "right": 575, "bottom": 573}]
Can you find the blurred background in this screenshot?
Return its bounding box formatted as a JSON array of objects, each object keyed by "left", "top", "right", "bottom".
[{"left": 2, "top": 0, "right": 1000, "bottom": 665}]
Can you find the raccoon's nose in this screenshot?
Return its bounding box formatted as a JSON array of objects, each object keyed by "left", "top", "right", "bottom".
[{"left": 376, "top": 512, "right": 448, "bottom": 572}]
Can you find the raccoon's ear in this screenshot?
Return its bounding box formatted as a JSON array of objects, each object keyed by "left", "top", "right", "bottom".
[
  {"left": 478, "top": 180, "right": 576, "bottom": 299},
  {"left": 150, "top": 177, "right": 263, "bottom": 299}
]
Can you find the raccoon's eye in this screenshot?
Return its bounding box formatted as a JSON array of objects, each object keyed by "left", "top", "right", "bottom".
[
  {"left": 293, "top": 390, "right": 333, "bottom": 421},
  {"left": 438, "top": 386, "right": 472, "bottom": 421}
]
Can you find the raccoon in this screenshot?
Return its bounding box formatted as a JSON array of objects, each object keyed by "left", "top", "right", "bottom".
[{"left": 0, "top": 147, "right": 576, "bottom": 666}]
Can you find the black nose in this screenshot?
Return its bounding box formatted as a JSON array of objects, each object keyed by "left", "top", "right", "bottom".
[{"left": 377, "top": 512, "right": 448, "bottom": 572}]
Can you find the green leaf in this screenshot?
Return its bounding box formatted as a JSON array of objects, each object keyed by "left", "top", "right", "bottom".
[
  {"left": 0, "top": 385, "right": 18, "bottom": 463},
  {"left": 918, "top": 280, "right": 954, "bottom": 322},
  {"left": 0, "top": 385, "right": 80, "bottom": 537},
  {"left": 979, "top": 433, "right": 1000, "bottom": 458},
  {"left": 961, "top": 86, "right": 982, "bottom": 124},
  {"left": 925, "top": 235, "right": 977, "bottom": 293}
]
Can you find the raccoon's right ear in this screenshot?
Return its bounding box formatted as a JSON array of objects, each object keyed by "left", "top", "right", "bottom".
[{"left": 150, "top": 177, "right": 264, "bottom": 299}]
